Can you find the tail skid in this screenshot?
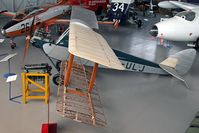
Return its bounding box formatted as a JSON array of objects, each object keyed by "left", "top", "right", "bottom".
[{"left": 159, "top": 49, "right": 196, "bottom": 88}]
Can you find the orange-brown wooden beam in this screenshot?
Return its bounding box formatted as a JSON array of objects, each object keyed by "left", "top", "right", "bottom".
[
  {"left": 88, "top": 63, "right": 98, "bottom": 93},
  {"left": 65, "top": 89, "right": 85, "bottom": 97},
  {"left": 64, "top": 53, "right": 74, "bottom": 86},
  {"left": 97, "top": 21, "right": 114, "bottom": 25}
]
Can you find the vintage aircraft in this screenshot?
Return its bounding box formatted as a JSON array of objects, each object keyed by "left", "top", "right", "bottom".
[
  {"left": 0, "top": 0, "right": 143, "bottom": 57},
  {"left": 0, "top": 0, "right": 110, "bottom": 56},
  {"left": 0, "top": 0, "right": 109, "bottom": 38},
  {"left": 108, "top": 0, "right": 143, "bottom": 27},
  {"left": 42, "top": 6, "right": 196, "bottom": 88},
  {"left": 150, "top": 1, "right": 199, "bottom": 48}
]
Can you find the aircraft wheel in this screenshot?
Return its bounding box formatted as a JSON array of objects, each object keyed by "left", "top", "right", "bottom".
[
  {"left": 53, "top": 73, "right": 63, "bottom": 86},
  {"left": 11, "top": 43, "right": 16, "bottom": 49},
  {"left": 195, "top": 38, "right": 199, "bottom": 49},
  {"left": 56, "top": 60, "right": 61, "bottom": 71},
  {"left": 137, "top": 20, "right": 142, "bottom": 28}
]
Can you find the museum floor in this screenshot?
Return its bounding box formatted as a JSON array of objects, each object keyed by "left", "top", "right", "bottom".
[{"left": 0, "top": 13, "right": 199, "bottom": 133}]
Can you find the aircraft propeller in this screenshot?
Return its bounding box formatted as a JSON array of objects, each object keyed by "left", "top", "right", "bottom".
[{"left": 23, "top": 16, "right": 36, "bottom": 61}]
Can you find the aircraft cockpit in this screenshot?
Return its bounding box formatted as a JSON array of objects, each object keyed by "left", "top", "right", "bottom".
[
  {"left": 175, "top": 11, "right": 196, "bottom": 21},
  {"left": 14, "top": 6, "right": 44, "bottom": 20}
]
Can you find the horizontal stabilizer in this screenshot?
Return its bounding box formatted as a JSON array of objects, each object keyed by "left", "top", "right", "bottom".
[
  {"left": 159, "top": 49, "right": 196, "bottom": 88},
  {"left": 159, "top": 64, "right": 189, "bottom": 88},
  {"left": 70, "top": 6, "right": 98, "bottom": 29},
  {"left": 160, "top": 49, "right": 196, "bottom": 75}
]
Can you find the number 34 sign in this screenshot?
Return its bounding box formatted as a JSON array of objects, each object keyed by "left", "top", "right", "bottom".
[{"left": 111, "top": 2, "right": 127, "bottom": 13}]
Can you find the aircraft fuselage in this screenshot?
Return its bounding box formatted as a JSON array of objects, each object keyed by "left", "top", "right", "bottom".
[
  {"left": 150, "top": 11, "right": 199, "bottom": 42},
  {"left": 1, "top": 5, "right": 70, "bottom": 38},
  {"left": 43, "top": 43, "right": 167, "bottom": 75}
]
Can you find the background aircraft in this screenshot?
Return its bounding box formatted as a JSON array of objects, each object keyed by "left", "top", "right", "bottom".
[
  {"left": 0, "top": 0, "right": 112, "bottom": 61},
  {"left": 42, "top": 7, "right": 196, "bottom": 88},
  {"left": 108, "top": 0, "right": 143, "bottom": 27},
  {"left": 0, "top": 0, "right": 109, "bottom": 48},
  {"left": 150, "top": 1, "right": 199, "bottom": 48},
  {"left": 0, "top": 0, "right": 142, "bottom": 57}
]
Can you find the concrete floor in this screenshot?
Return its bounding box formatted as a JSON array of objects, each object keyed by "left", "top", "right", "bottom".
[{"left": 0, "top": 13, "right": 199, "bottom": 133}]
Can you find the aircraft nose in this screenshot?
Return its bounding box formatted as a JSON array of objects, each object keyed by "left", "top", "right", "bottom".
[
  {"left": 2, "top": 20, "right": 19, "bottom": 33},
  {"left": 1, "top": 29, "right": 6, "bottom": 35},
  {"left": 1, "top": 20, "right": 19, "bottom": 37},
  {"left": 150, "top": 25, "right": 158, "bottom": 37}
]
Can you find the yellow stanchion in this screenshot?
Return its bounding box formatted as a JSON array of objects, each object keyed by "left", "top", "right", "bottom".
[{"left": 21, "top": 72, "right": 49, "bottom": 104}]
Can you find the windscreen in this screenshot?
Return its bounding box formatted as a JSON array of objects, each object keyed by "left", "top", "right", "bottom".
[
  {"left": 175, "top": 11, "right": 196, "bottom": 21},
  {"left": 14, "top": 6, "right": 43, "bottom": 19}
]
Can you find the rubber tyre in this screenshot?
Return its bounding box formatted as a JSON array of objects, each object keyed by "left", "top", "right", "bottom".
[
  {"left": 137, "top": 20, "right": 142, "bottom": 28},
  {"left": 53, "top": 73, "right": 60, "bottom": 86},
  {"left": 11, "top": 45, "right": 15, "bottom": 49},
  {"left": 195, "top": 38, "right": 199, "bottom": 49},
  {"left": 11, "top": 43, "right": 16, "bottom": 49}
]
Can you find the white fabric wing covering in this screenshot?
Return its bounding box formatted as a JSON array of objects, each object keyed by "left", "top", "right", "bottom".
[
  {"left": 69, "top": 23, "right": 124, "bottom": 70},
  {"left": 71, "top": 6, "right": 99, "bottom": 29}
]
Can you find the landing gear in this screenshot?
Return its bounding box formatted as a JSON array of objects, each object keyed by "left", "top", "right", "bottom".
[
  {"left": 128, "top": 10, "right": 143, "bottom": 28},
  {"left": 55, "top": 60, "right": 61, "bottom": 72},
  {"left": 10, "top": 39, "right": 16, "bottom": 49},
  {"left": 187, "top": 39, "right": 199, "bottom": 49},
  {"left": 11, "top": 43, "right": 16, "bottom": 49},
  {"left": 136, "top": 19, "right": 142, "bottom": 28},
  {"left": 53, "top": 73, "right": 63, "bottom": 86},
  {"left": 195, "top": 38, "right": 199, "bottom": 49}
]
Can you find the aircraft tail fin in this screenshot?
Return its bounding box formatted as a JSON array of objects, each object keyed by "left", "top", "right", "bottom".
[{"left": 159, "top": 49, "right": 196, "bottom": 88}]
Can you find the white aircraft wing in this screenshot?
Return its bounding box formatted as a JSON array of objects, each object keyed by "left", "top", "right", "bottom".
[
  {"left": 170, "top": 1, "right": 199, "bottom": 11},
  {"left": 52, "top": 6, "right": 99, "bottom": 29},
  {"left": 55, "top": 6, "right": 99, "bottom": 45},
  {"left": 0, "top": 10, "right": 16, "bottom": 17},
  {"left": 70, "top": 6, "right": 99, "bottom": 29},
  {"left": 69, "top": 22, "right": 124, "bottom": 70},
  {"left": 159, "top": 1, "right": 199, "bottom": 11}
]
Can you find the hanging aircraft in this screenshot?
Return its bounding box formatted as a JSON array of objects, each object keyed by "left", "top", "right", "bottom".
[
  {"left": 150, "top": 1, "right": 199, "bottom": 48},
  {"left": 0, "top": 0, "right": 111, "bottom": 59},
  {"left": 41, "top": 6, "right": 196, "bottom": 88}
]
